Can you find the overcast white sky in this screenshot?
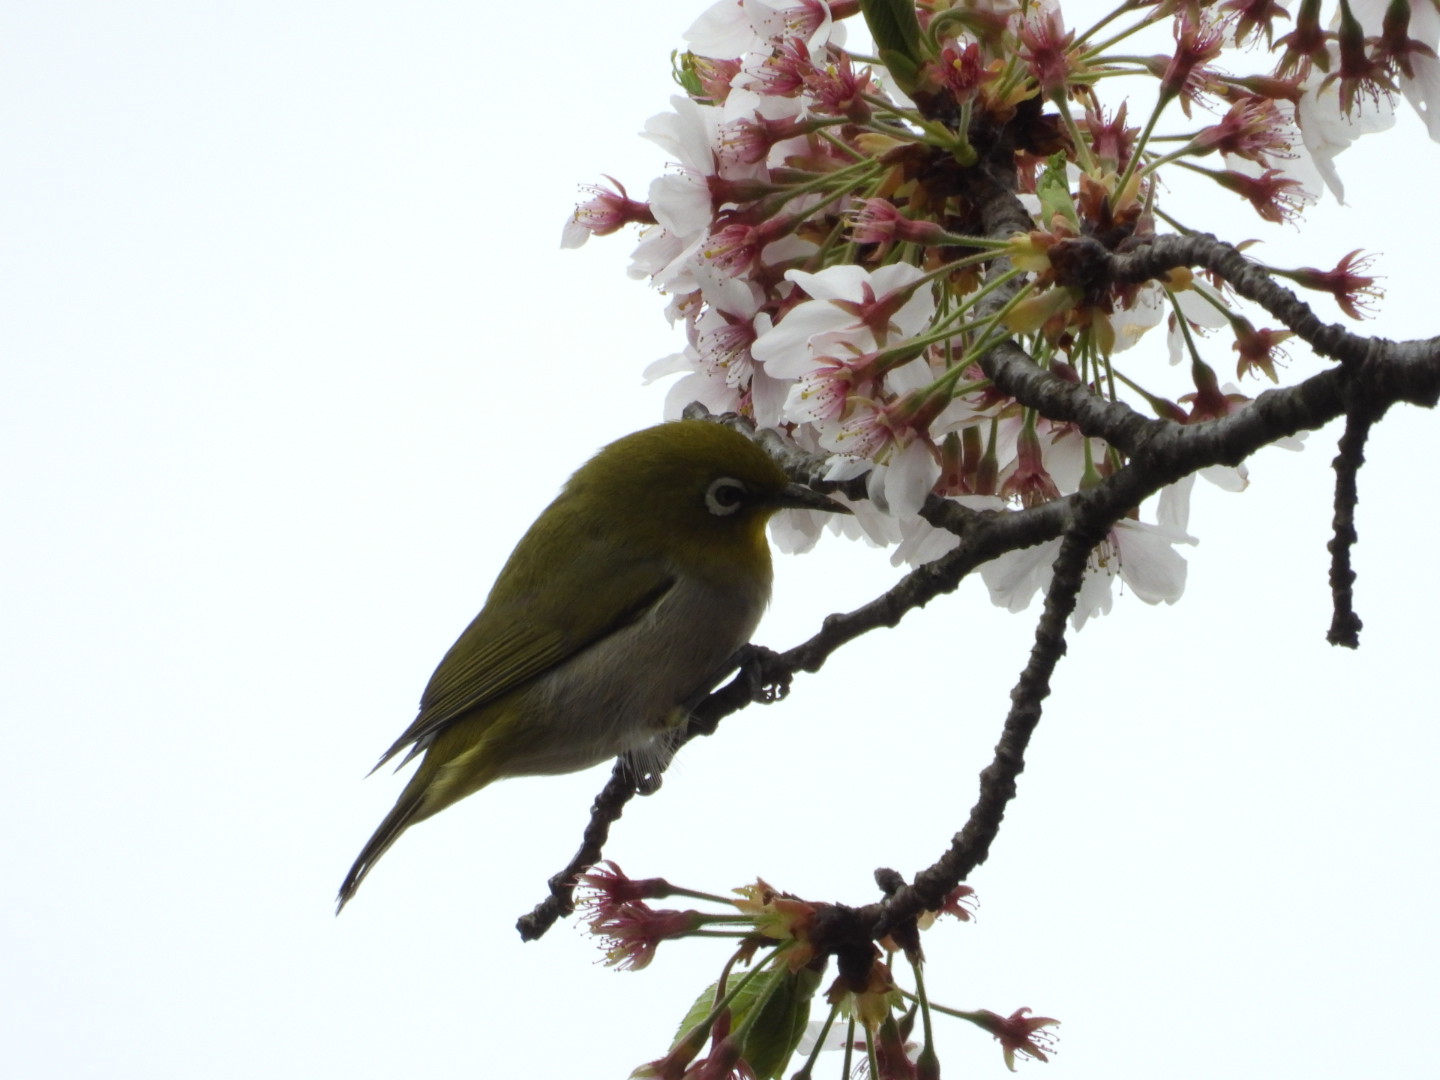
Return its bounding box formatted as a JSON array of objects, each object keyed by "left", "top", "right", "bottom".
[{"left": 4, "top": 3, "right": 1438, "bottom": 1078}]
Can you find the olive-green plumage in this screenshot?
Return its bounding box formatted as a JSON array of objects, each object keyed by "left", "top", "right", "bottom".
[{"left": 336, "top": 421, "right": 848, "bottom": 911}]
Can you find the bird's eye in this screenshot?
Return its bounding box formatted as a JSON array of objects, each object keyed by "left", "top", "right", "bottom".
[{"left": 705, "top": 477, "right": 748, "bottom": 516}]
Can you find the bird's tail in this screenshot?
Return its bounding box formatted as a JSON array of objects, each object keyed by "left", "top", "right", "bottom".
[
  {"left": 335, "top": 786, "right": 429, "bottom": 914},
  {"left": 336, "top": 719, "right": 511, "bottom": 913}
]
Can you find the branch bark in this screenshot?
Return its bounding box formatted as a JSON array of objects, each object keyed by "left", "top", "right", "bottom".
[{"left": 519, "top": 156, "right": 1440, "bottom": 946}]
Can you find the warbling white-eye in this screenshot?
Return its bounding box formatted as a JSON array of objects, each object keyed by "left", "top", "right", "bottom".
[{"left": 337, "top": 420, "right": 849, "bottom": 910}]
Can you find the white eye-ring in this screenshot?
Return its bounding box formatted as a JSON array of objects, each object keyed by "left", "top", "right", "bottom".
[{"left": 705, "top": 477, "right": 748, "bottom": 516}]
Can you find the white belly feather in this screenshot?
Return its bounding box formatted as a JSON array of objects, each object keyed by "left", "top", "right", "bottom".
[{"left": 500, "top": 569, "right": 769, "bottom": 777}]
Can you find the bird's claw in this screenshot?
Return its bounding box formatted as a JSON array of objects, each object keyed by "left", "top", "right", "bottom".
[
  {"left": 735, "top": 643, "right": 792, "bottom": 705},
  {"left": 620, "top": 750, "right": 666, "bottom": 796}
]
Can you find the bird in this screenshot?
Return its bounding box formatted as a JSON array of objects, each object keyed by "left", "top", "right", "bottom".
[{"left": 336, "top": 420, "right": 850, "bottom": 911}]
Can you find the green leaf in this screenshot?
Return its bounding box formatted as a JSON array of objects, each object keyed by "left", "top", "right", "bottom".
[
  {"left": 1037, "top": 152, "right": 1081, "bottom": 232},
  {"left": 670, "top": 978, "right": 723, "bottom": 1050},
  {"left": 671, "top": 50, "right": 704, "bottom": 99},
  {"left": 669, "top": 964, "right": 781, "bottom": 1050},
  {"left": 667, "top": 964, "right": 822, "bottom": 1080},
  {"left": 861, "top": 0, "right": 922, "bottom": 60},
  {"left": 861, "top": 0, "right": 927, "bottom": 94},
  {"left": 876, "top": 48, "right": 923, "bottom": 98},
  {"left": 740, "top": 966, "right": 823, "bottom": 1080}
]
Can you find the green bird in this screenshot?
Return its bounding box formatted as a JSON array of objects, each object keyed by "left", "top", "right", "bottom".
[{"left": 337, "top": 420, "right": 849, "bottom": 910}]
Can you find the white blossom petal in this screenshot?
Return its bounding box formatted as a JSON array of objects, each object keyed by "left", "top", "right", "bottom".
[
  {"left": 769, "top": 506, "right": 826, "bottom": 554},
  {"left": 881, "top": 440, "right": 940, "bottom": 518},
  {"left": 1157, "top": 474, "right": 1195, "bottom": 534},
  {"left": 1112, "top": 518, "right": 1195, "bottom": 605},
  {"left": 785, "top": 264, "right": 872, "bottom": 301},
  {"left": 1200, "top": 463, "right": 1249, "bottom": 491},
  {"left": 684, "top": 0, "right": 761, "bottom": 59},
  {"left": 1296, "top": 77, "right": 1395, "bottom": 203},
  {"left": 981, "top": 537, "right": 1060, "bottom": 613},
  {"left": 751, "top": 302, "right": 856, "bottom": 366},
  {"left": 1110, "top": 283, "right": 1166, "bottom": 353},
  {"left": 560, "top": 216, "right": 592, "bottom": 249},
  {"left": 648, "top": 172, "right": 713, "bottom": 240},
  {"left": 750, "top": 364, "right": 788, "bottom": 429},
  {"left": 642, "top": 96, "right": 721, "bottom": 173},
  {"left": 642, "top": 351, "right": 695, "bottom": 383},
  {"left": 1070, "top": 562, "right": 1116, "bottom": 629},
  {"left": 628, "top": 226, "right": 687, "bottom": 281},
  {"left": 883, "top": 357, "right": 933, "bottom": 396}
]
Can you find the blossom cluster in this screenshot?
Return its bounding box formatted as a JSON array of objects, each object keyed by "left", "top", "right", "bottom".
[
  {"left": 575, "top": 862, "right": 1049, "bottom": 1078},
  {"left": 566, "top": 0, "right": 1428, "bottom": 625}
]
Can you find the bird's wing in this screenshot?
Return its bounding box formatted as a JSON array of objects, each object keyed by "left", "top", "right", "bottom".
[{"left": 369, "top": 539, "right": 675, "bottom": 774}]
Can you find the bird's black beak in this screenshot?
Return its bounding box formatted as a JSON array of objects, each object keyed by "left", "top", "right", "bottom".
[{"left": 768, "top": 482, "right": 853, "bottom": 515}]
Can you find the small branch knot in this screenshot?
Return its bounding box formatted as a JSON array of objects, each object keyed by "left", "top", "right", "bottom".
[
  {"left": 874, "top": 868, "right": 907, "bottom": 897},
  {"left": 1048, "top": 235, "right": 1114, "bottom": 300}
]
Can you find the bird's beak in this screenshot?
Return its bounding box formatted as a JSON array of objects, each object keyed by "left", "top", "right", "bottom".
[{"left": 769, "top": 482, "right": 853, "bottom": 515}]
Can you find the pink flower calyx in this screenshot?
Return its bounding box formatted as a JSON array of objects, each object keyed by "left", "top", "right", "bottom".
[
  {"left": 828, "top": 277, "right": 929, "bottom": 347},
  {"left": 1209, "top": 167, "right": 1310, "bottom": 224},
  {"left": 1231, "top": 317, "right": 1293, "bottom": 382},
  {"left": 687, "top": 54, "right": 743, "bottom": 104},
  {"left": 588, "top": 901, "right": 704, "bottom": 970},
  {"left": 966, "top": 1007, "right": 1060, "bottom": 1071},
  {"left": 576, "top": 861, "right": 675, "bottom": 911},
  {"left": 930, "top": 39, "right": 995, "bottom": 105},
  {"left": 1160, "top": 12, "right": 1226, "bottom": 106},
  {"left": 755, "top": 0, "right": 849, "bottom": 47},
  {"left": 1084, "top": 102, "right": 1137, "bottom": 171},
  {"left": 1376, "top": 0, "right": 1440, "bottom": 80},
  {"left": 1275, "top": 0, "right": 1334, "bottom": 78},
  {"left": 680, "top": 1033, "right": 749, "bottom": 1080},
  {"left": 807, "top": 48, "right": 873, "bottom": 118},
  {"left": 703, "top": 214, "right": 800, "bottom": 275},
  {"left": 919, "top": 883, "right": 978, "bottom": 926},
  {"left": 1018, "top": 9, "right": 1079, "bottom": 96},
  {"left": 1225, "top": 73, "right": 1305, "bottom": 104},
  {"left": 1221, "top": 0, "right": 1293, "bottom": 48},
  {"left": 873, "top": 1013, "right": 919, "bottom": 1080},
  {"left": 1179, "top": 357, "right": 1250, "bottom": 422},
  {"left": 751, "top": 37, "right": 814, "bottom": 97},
  {"left": 1322, "top": 0, "right": 1399, "bottom": 113},
  {"left": 564, "top": 177, "right": 657, "bottom": 247},
  {"left": 847, "top": 198, "right": 949, "bottom": 252},
  {"left": 717, "top": 113, "right": 815, "bottom": 167},
  {"left": 1290, "top": 249, "right": 1383, "bottom": 318},
  {"left": 785, "top": 347, "right": 886, "bottom": 423},
  {"left": 632, "top": 1019, "right": 709, "bottom": 1080},
  {"left": 1189, "top": 96, "right": 1294, "bottom": 164},
  {"left": 705, "top": 173, "right": 779, "bottom": 211},
  {"left": 999, "top": 421, "right": 1062, "bottom": 508}
]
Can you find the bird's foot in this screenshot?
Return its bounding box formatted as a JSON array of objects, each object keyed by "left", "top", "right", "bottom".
[
  {"left": 734, "top": 643, "right": 792, "bottom": 705},
  {"left": 620, "top": 749, "right": 666, "bottom": 796}
]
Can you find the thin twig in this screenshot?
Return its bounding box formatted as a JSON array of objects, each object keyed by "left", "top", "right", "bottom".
[
  {"left": 1326, "top": 407, "right": 1382, "bottom": 648},
  {"left": 517, "top": 154, "right": 1440, "bottom": 944}
]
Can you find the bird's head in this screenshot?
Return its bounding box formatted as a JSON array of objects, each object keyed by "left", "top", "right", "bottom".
[{"left": 562, "top": 420, "right": 851, "bottom": 576}]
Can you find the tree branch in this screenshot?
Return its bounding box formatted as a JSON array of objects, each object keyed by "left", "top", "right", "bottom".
[
  {"left": 519, "top": 153, "right": 1440, "bottom": 944},
  {"left": 1326, "top": 409, "right": 1372, "bottom": 649},
  {"left": 871, "top": 520, "right": 1100, "bottom": 934}
]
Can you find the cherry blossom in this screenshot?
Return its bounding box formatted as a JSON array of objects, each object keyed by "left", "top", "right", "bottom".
[
  {"left": 565, "top": 0, "right": 1436, "bottom": 632},
  {"left": 751, "top": 264, "right": 935, "bottom": 366},
  {"left": 1295, "top": 73, "right": 1396, "bottom": 201},
  {"left": 981, "top": 497, "right": 1197, "bottom": 629},
  {"left": 557, "top": 1, "right": 1440, "bottom": 1073},
  {"left": 962, "top": 1008, "right": 1060, "bottom": 1071}
]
